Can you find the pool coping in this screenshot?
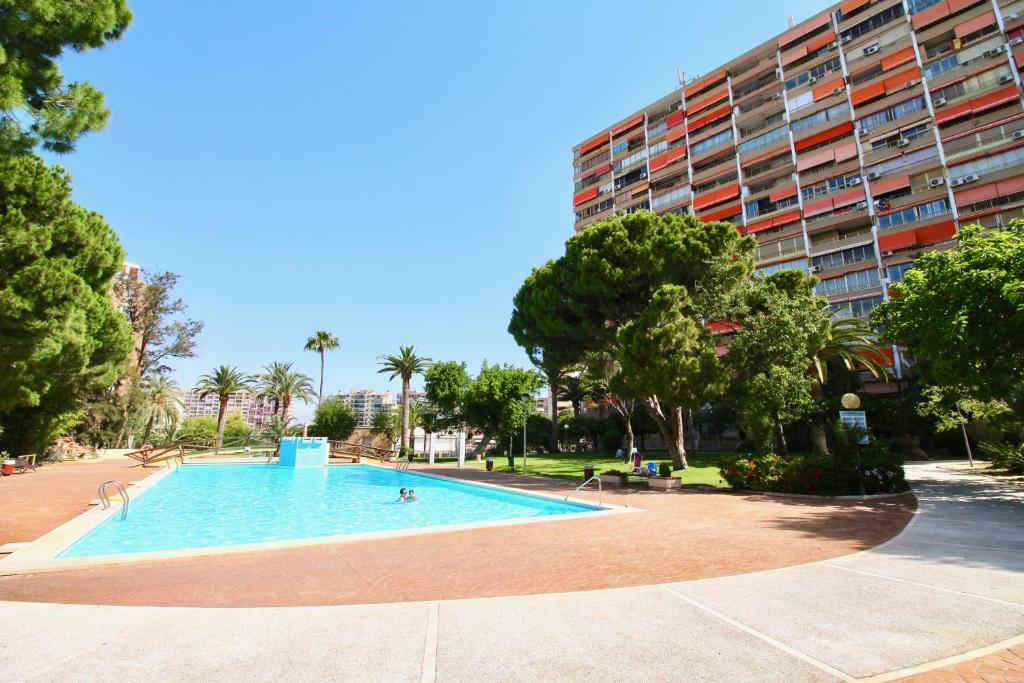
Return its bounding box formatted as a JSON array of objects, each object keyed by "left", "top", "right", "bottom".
[{"left": 0, "top": 462, "right": 634, "bottom": 575}]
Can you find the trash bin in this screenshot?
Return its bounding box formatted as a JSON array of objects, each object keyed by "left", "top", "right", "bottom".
[
  {"left": 507, "top": 454, "right": 515, "bottom": 470},
  {"left": 584, "top": 463, "right": 595, "bottom": 480},
  {"left": 485, "top": 457, "right": 494, "bottom": 472},
  {"left": 2, "top": 460, "right": 13, "bottom": 476}
]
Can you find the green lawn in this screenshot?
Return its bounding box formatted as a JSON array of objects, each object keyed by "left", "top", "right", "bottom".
[{"left": 438, "top": 451, "right": 728, "bottom": 488}]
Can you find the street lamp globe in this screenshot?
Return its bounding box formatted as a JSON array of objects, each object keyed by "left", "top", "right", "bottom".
[{"left": 841, "top": 393, "right": 861, "bottom": 410}]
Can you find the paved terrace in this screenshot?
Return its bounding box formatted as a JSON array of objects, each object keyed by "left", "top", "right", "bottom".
[{"left": 0, "top": 463, "right": 1021, "bottom": 681}]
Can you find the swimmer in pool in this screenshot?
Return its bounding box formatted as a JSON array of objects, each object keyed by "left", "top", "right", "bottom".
[
  {"left": 407, "top": 489, "right": 418, "bottom": 502},
  {"left": 399, "top": 488, "right": 408, "bottom": 501}
]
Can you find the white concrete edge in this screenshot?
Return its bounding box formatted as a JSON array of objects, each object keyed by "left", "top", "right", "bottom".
[
  {"left": 858, "top": 631, "right": 1024, "bottom": 682},
  {"left": 0, "top": 463, "right": 635, "bottom": 575}
]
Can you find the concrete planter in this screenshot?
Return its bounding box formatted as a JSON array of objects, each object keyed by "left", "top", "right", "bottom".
[
  {"left": 648, "top": 476, "right": 681, "bottom": 490},
  {"left": 599, "top": 473, "right": 627, "bottom": 486}
]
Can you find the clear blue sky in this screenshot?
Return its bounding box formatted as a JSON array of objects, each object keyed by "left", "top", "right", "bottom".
[{"left": 52, "top": 0, "right": 822, "bottom": 418}]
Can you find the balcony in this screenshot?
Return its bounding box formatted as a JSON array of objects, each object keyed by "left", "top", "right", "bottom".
[
  {"left": 809, "top": 230, "right": 875, "bottom": 256},
  {"left": 805, "top": 207, "right": 873, "bottom": 234}
]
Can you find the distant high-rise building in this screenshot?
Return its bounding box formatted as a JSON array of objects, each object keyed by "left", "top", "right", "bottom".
[
  {"left": 336, "top": 389, "right": 396, "bottom": 428},
  {"left": 182, "top": 388, "right": 279, "bottom": 429}
]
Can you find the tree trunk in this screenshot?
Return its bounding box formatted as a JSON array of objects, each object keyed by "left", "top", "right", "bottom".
[
  {"left": 810, "top": 423, "right": 829, "bottom": 455},
  {"left": 623, "top": 411, "right": 635, "bottom": 462},
  {"left": 548, "top": 375, "right": 560, "bottom": 452},
  {"left": 142, "top": 412, "right": 155, "bottom": 446},
  {"left": 401, "top": 376, "right": 411, "bottom": 455},
  {"left": 216, "top": 396, "right": 229, "bottom": 448},
  {"left": 318, "top": 349, "right": 326, "bottom": 403},
  {"left": 282, "top": 395, "right": 292, "bottom": 424},
  {"left": 646, "top": 396, "right": 688, "bottom": 469},
  {"left": 775, "top": 413, "right": 789, "bottom": 456},
  {"left": 470, "top": 431, "right": 493, "bottom": 460}
]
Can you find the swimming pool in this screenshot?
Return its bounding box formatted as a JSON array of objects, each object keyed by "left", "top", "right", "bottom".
[{"left": 60, "top": 464, "right": 601, "bottom": 558}]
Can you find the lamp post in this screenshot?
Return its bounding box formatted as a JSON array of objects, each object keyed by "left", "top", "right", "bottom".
[
  {"left": 563, "top": 423, "right": 569, "bottom": 453},
  {"left": 841, "top": 393, "right": 867, "bottom": 495}
]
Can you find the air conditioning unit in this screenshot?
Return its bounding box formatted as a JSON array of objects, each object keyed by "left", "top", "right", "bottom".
[
  {"left": 963, "top": 173, "right": 980, "bottom": 183},
  {"left": 984, "top": 46, "right": 1007, "bottom": 58},
  {"left": 849, "top": 177, "right": 863, "bottom": 185},
  {"left": 856, "top": 201, "right": 868, "bottom": 209},
  {"left": 929, "top": 177, "right": 945, "bottom": 188},
  {"left": 640, "top": 171, "right": 648, "bottom": 178},
  {"left": 855, "top": 128, "right": 865, "bottom": 136},
  {"left": 1000, "top": 74, "right": 1015, "bottom": 84},
  {"left": 934, "top": 96, "right": 948, "bottom": 107},
  {"left": 829, "top": 41, "right": 839, "bottom": 49},
  {"left": 1010, "top": 12, "right": 1021, "bottom": 20},
  {"left": 843, "top": 35, "right": 853, "bottom": 43},
  {"left": 810, "top": 265, "right": 822, "bottom": 273},
  {"left": 1013, "top": 130, "right": 1024, "bottom": 139},
  {"left": 905, "top": 79, "right": 918, "bottom": 88},
  {"left": 883, "top": 250, "right": 895, "bottom": 257},
  {"left": 832, "top": 87, "right": 843, "bottom": 95},
  {"left": 867, "top": 171, "right": 881, "bottom": 180},
  {"left": 864, "top": 44, "right": 880, "bottom": 55},
  {"left": 1011, "top": 37, "right": 1024, "bottom": 47},
  {"left": 897, "top": 138, "right": 911, "bottom": 147},
  {"left": 807, "top": 76, "right": 817, "bottom": 84},
  {"left": 949, "top": 177, "right": 965, "bottom": 186}
]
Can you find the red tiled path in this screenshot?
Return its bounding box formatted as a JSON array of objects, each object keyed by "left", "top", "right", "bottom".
[
  {"left": 0, "top": 463, "right": 914, "bottom": 607},
  {"left": 899, "top": 644, "right": 1024, "bottom": 682},
  {"left": 0, "top": 458, "right": 151, "bottom": 546}
]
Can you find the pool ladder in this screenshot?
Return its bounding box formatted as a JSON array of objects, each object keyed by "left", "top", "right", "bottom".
[
  {"left": 395, "top": 457, "right": 411, "bottom": 473},
  {"left": 98, "top": 480, "right": 130, "bottom": 519},
  {"left": 569, "top": 475, "right": 602, "bottom": 506}
]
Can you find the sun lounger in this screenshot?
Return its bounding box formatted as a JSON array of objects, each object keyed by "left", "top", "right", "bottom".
[{"left": 13, "top": 455, "right": 37, "bottom": 473}]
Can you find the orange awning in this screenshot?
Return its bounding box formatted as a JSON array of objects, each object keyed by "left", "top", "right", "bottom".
[
  {"left": 955, "top": 11, "right": 996, "bottom": 39},
  {"left": 769, "top": 183, "right": 798, "bottom": 202},
  {"left": 840, "top": 0, "right": 869, "bottom": 16},
  {"left": 796, "top": 147, "right": 836, "bottom": 172},
  {"left": 883, "top": 67, "right": 920, "bottom": 94},
  {"left": 851, "top": 81, "right": 886, "bottom": 107},
  {"left": 612, "top": 114, "right": 644, "bottom": 137},
  {"left": 781, "top": 44, "right": 808, "bottom": 66},
  {"left": 666, "top": 110, "right": 685, "bottom": 128},
  {"left": 806, "top": 31, "right": 837, "bottom": 53},
  {"left": 803, "top": 196, "right": 834, "bottom": 217},
  {"left": 834, "top": 140, "right": 858, "bottom": 162},
  {"left": 912, "top": 1, "right": 951, "bottom": 30},
  {"left": 666, "top": 126, "right": 687, "bottom": 143},
  {"left": 997, "top": 175, "right": 1024, "bottom": 195},
  {"left": 579, "top": 133, "right": 608, "bottom": 155},
  {"left": 970, "top": 85, "right": 1021, "bottom": 115},
  {"left": 813, "top": 77, "right": 846, "bottom": 102},
  {"left": 831, "top": 187, "right": 866, "bottom": 209},
  {"left": 881, "top": 47, "right": 916, "bottom": 71},
  {"left": 700, "top": 202, "right": 742, "bottom": 222}
]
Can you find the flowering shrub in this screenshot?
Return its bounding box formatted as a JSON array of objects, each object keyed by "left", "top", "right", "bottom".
[
  {"left": 719, "top": 446, "right": 908, "bottom": 496},
  {"left": 719, "top": 453, "right": 784, "bottom": 491}
]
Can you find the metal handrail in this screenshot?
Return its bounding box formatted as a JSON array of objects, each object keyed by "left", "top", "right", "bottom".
[
  {"left": 569, "top": 475, "right": 602, "bottom": 506},
  {"left": 98, "top": 480, "right": 130, "bottom": 519}
]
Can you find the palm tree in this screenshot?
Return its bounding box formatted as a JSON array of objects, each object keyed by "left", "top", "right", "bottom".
[
  {"left": 196, "top": 366, "right": 252, "bottom": 448},
  {"left": 139, "top": 375, "right": 183, "bottom": 445},
  {"left": 377, "top": 346, "right": 432, "bottom": 456},
  {"left": 557, "top": 373, "right": 589, "bottom": 417},
  {"left": 257, "top": 361, "right": 315, "bottom": 425},
  {"left": 304, "top": 330, "right": 340, "bottom": 402},
  {"left": 807, "top": 316, "right": 891, "bottom": 454}
]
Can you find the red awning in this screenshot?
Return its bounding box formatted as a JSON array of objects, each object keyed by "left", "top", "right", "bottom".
[
  {"left": 997, "top": 175, "right": 1024, "bottom": 195},
  {"left": 831, "top": 187, "right": 866, "bottom": 209},
  {"left": 883, "top": 67, "right": 921, "bottom": 95},
  {"left": 573, "top": 186, "right": 599, "bottom": 207},
  {"left": 912, "top": 1, "right": 951, "bottom": 30},
  {"left": 700, "top": 202, "right": 741, "bottom": 222},
  {"left": 803, "top": 196, "right": 834, "bottom": 217},
  {"left": 795, "top": 121, "right": 854, "bottom": 152},
  {"left": 916, "top": 220, "right": 956, "bottom": 245},
  {"left": 666, "top": 110, "right": 685, "bottom": 128},
  {"left": 871, "top": 174, "right": 911, "bottom": 195},
  {"left": 666, "top": 126, "right": 687, "bottom": 143},
  {"left": 878, "top": 229, "right": 918, "bottom": 251},
  {"left": 970, "top": 85, "right": 1021, "bottom": 115},
  {"left": 954, "top": 182, "right": 999, "bottom": 206},
  {"left": 834, "top": 140, "right": 859, "bottom": 162},
  {"left": 769, "top": 183, "right": 798, "bottom": 202}
]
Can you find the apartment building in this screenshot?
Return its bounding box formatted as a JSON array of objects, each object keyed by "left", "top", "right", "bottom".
[
  {"left": 182, "top": 389, "right": 279, "bottom": 429},
  {"left": 573, "top": 0, "right": 1024, "bottom": 381},
  {"left": 336, "top": 389, "right": 396, "bottom": 428}
]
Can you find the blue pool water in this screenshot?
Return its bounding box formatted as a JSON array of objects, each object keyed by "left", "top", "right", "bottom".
[{"left": 61, "top": 464, "right": 599, "bottom": 558}]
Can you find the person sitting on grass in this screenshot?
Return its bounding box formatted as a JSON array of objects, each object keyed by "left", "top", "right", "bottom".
[{"left": 407, "top": 489, "right": 418, "bottom": 502}]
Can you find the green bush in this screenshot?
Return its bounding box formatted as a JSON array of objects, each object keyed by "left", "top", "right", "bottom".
[
  {"left": 658, "top": 462, "right": 672, "bottom": 477},
  {"left": 719, "top": 445, "right": 908, "bottom": 496},
  {"left": 980, "top": 441, "right": 1024, "bottom": 473}
]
